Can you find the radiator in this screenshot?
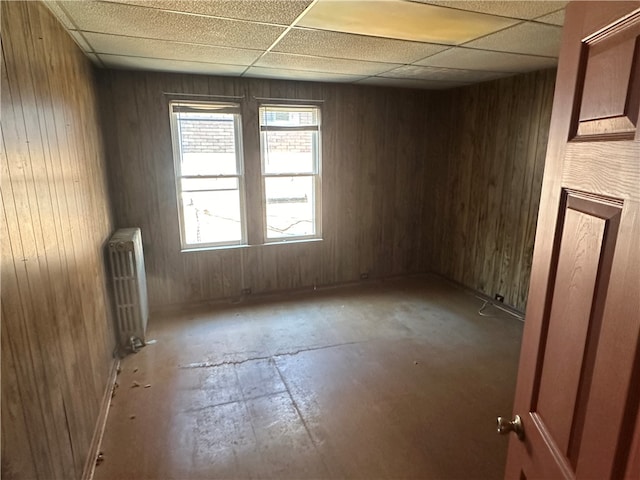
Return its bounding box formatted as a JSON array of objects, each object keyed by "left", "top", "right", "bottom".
[{"left": 108, "top": 228, "right": 148, "bottom": 352}]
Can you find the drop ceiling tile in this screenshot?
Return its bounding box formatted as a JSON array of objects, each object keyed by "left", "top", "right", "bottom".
[
  {"left": 273, "top": 28, "right": 449, "bottom": 64},
  {"left": 98, "top": 54, "right": 247, "bottom": 76},
  {"left": 534, "top": 9, "right": 565, "bottom": 26},
  {"left": 255, "top": 52, "right": 400, "bottom": 76},
  {"left": 357, "top": 76, "right": 469, "bottom": 90},
  {"left": 84, "top": 32, "right": 261, "bottom": 66},
  {"left": 464, "top": 22, "right": 562, "bottom": 57},
  {"left": 416, "top": 47, "right": 557, "bottom": 72},
  {"left": 109, "top": 0, "right": 313, "bottom": 25},
  {"left": 297, "top": 0, "right": 518, "bottom": 45},
  {"left": 381, "top": 64, "right": 508, "bottom": 83},
  {"left": 419, "top": 1, "right": 567, "bottom": 20},
  {"left": 60, "top": 1, "right": 285, "bottom": 50},
  {"left": 244, "top": 66, "right": 366, "bottom": 83}
]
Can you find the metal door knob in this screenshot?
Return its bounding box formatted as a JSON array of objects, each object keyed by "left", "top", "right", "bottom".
[{"left": 497, "top": 414, "right": 524, "bottom": 440}]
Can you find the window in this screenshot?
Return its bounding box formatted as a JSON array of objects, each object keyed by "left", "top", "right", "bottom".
[
  {"left": 170, "top": 102, "right": 245, "bottom": 249},
  {"left": 169, "top": 101, "right": 322, "bottom": 250},
  {"left": 260, "top": 105, "right": 321, "bottom": 240}
]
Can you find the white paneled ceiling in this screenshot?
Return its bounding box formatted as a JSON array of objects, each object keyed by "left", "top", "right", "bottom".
[{"left": 44, "top": 0, "right": 566, "bottom": 90}]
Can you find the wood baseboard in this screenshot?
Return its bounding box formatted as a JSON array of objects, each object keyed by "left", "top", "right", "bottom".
[
  {"left": 149, "top": 272, "right": 426, "bottom": 316},
  {"left": 427, "top": 272, "right": 525, "bottom": 320},
  {"left": 81, "top": 358, "right": 120, "bottom": 480}
]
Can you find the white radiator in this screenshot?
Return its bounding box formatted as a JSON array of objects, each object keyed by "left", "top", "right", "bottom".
[{"left": 108, "top": 228, "right": 148, "bottom": 352}]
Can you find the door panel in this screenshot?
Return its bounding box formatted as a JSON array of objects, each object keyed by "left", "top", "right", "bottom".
[
  {"left": 574, "top": 12, "right": 640, "bottom": 140},
  {"left": 535, "top": 194, "right": 619, "bottom": 460},
  {"left": 504, "top": 2, "right": 640, "bottom": 479}
]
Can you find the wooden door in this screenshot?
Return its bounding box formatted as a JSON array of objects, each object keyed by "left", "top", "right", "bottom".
[{"left": 503, "top": 1, "right": 640, "bottom": 478}]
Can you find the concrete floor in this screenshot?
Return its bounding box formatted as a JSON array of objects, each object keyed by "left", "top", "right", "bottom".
[{"left": 95, "top": 275, "right": 523, "bottom": 480}]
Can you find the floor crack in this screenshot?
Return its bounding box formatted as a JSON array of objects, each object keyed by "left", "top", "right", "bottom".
[{"left": 179, "top": 340, "right": 361, "bottom": 369}]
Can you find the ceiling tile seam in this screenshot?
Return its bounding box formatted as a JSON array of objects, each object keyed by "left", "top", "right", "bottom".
[
  {"left": 95, "top": 52, "right": 251, "bottom": 69},
  {"left": 90, "top": 43, "right": 530, "bottom": 78},
  {"left": 258, "top": 51, "right": 404, "bottom": 69},
  {"left": 380, "top": 65, "right": 518, "bottom": 80},
  {"left": 283, "top": 26, "right": 465, "bottom": 48},
  {"left": 362, "top": 74, "right": 473, "bottom": 85},
  {"left": 410, "top": 64, "right": 518, "bottom": 75},
  {"left": 455, "top": 46, "right": 559, "bottom": 60},
  {"left": 246, "top": 65, "right": 368, "bottom": 78},
  {"left": 252, "top": 51, "right": 512, "bottom": 80},
  {"left": 410, "top": 45, "right": 560, "bottom": 66},
  {"left": 409, "top": 1, "right": 560, "bottom": 23},
  {"left": 267, "top": 32, "right": 458, "bottom": 66},
  {"left": 531, "top": 7, "right": 566, "bottom": 23},
  {"left": 409, "top": 46, "right": 456, "bottom": 66},
  {"left": 96, "top": 0, "right": 297, "bottom": 29},
  {"left": 353, "top": 74, "right": 377, "bottom": 83},
  {"left": 409, "top": 46, "right": 456, "bottom": 64},
  {"left": 372, "top": 64, "right": 415, "bottom": 77},
  {"left": 456, "top": 23, "right": 564, "bottom": 55},
  {"left": 283, "top": 25, "right": 464, "bottom": 49},
  {"left": 456, "top": 19, "right": 527, "bottom": 48},
  {"left": 523, "top": 18, "right": 565, "bottom": 28},
  {"left": 73, "top": 30, "right": 266, "bottom": 54},
  {"left": 241, "top": 0, "right": 320, "bottom": 77},
  {"left": 56, "top": 1, "right": 106, "bottom": 69},
  {"left": 74, "top": 28, "right": 459, "bottom": 66}
]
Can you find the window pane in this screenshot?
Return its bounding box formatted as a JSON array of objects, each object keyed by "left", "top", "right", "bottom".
[
  {"left": 265, "top": 176, "right": 315, "bottom": 239},
  {"left": 177, "top": 111, "right": 239, "bottom": 176},
  {"left": 182, "top": 187, "right": 242, "bottom": 245},
  {"left": 181, "top": 177, "right": 238, "bottom": 192},
  {"left": 263, "top": 130, "right": 316, "bottom": 174},
  {"left": 260, "top": 107, "right": 318, "bottom": 127}
]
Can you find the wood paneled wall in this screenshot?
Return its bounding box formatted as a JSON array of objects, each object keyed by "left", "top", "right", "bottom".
[
  {"left": 98, "top": 68, "right": 554, "bottom": 312},
  {"left": 425, "top": 69, "right": 556, "bottom": 311},
  {"left": 98, "top": 71, "right": 434, "bottom": 309},
  {"left": 1, "top": 2, "right": 116, "bottom": 478}
]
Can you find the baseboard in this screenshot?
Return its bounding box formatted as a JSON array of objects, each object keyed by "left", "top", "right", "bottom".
[
  {"left": 81, "top": 357, "right": 120, "bottom": 480},
  {"left": 426, "top": 272, "right": 525, "bottom": 320},
  {"left": 150, "top": 272, "right": 425, "bottom": 316}
]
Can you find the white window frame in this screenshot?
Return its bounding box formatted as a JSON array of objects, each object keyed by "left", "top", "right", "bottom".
[
  {"left": 259, "top": 104, "right": 322, "bottom": 243},
  {"left": 169, "top": 101, "right": 247, "bottom": 250}
]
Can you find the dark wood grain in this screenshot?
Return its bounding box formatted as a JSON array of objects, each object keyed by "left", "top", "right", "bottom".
[
  {"left": 98, "top": 71, "right": 436, "bottom": 309},
  {"left": 99, "top": 68, "right": 554, "bottom": 312},
  {"left": 1, "top": 1, "right": 116, "bottom": 478},
  {"left": 425, "top": 69, "right": 556, "bottom": 312}
]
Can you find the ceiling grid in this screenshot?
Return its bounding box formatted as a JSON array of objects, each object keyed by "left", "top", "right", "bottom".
[{"left": 44, "top": 0, "right": 566, "bottom": 89}]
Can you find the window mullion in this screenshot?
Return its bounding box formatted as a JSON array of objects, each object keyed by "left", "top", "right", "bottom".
[{"left": 241, "top": 97, "right": 265, "bottom": 245}]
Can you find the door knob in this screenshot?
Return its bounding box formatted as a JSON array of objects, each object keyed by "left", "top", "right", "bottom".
[{"left": 497, "top": 414, "right": 524, "bottom": 440}]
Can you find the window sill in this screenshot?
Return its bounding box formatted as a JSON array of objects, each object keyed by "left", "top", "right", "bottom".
[{"left": 180, "top": 237, "right": 323, "bottom": 253}]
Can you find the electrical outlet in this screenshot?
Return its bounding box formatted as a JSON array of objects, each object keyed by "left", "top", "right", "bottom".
[
  {"left": 495, "top": 294, "right": 505, "bottom": 303},
  {"left": 241, "top": 288, "right": 252, "bottom": 295},
  {"left": 360, "top": 272, "right": 369, "bottom": 280}
]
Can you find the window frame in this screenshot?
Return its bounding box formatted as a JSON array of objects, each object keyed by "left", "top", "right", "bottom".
[
  {"left": 259, "top": 104, "right": 323, "bottom": 243},
  {"left": 169, "top": 100, "right": 247, "bottom": 251}
]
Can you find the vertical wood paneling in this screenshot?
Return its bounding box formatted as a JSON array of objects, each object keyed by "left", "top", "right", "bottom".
[
  {"left": 425, "top": 69, "right": 556, "bottom": 311},
  {"left": 99, "top": 68, "right": 553, "bottom": 312},
  {"left": 98, "top": 71, "right": 433, "bottom": 309},
  {"left": 1, "top": 2, "right": 116, "bottom": 478}
]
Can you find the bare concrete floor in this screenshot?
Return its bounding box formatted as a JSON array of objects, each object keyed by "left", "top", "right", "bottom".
[{"left": 95, "top": 275, "right": 523, "bottom": 480}]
